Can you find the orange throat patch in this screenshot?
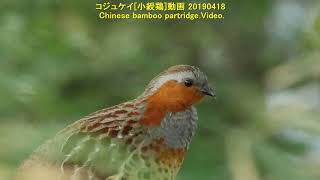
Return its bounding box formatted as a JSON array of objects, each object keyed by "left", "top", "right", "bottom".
[{"left": 140, "top": 80, "right": 204, "bottom": 126}]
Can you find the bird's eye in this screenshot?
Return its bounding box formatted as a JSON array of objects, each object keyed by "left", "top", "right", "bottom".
[{"left": 184, "top": 79, "right": 193, "bottom": 87}]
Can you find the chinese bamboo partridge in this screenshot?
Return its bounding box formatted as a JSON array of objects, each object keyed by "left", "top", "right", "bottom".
[{"left": 16, "top": 65, "right": 215, "bottom": 180}]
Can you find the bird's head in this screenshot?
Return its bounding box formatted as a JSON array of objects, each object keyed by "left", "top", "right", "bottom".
[{"left": 142, "top": 65, "right": 215, "bottom": 112}]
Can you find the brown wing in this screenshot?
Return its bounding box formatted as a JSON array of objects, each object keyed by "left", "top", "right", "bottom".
[{"left": 16, "top": 99, "right": 146, "bottom": 180}]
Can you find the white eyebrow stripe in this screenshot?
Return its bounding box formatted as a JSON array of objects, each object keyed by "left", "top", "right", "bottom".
[{"left": 151, "top": 71, "right": 194, "bottom": 92}]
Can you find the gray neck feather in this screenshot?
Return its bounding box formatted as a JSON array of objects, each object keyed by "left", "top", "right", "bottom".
[{"left": 147, "top": 107, "right": 198, "bottom": 149}]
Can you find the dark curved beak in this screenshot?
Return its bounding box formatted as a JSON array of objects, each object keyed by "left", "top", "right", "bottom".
[{"left": 200, "top": 86, "right": 216, "bottom": 98}]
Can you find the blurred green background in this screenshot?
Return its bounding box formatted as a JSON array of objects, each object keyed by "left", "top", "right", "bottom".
[{"left": 1, "top": 0, "right": 320, "bottom": 179}]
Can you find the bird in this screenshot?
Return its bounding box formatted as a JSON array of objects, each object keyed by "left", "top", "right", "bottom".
[{"left": 16, "top": 65, "right": 215, "bottom": 180}]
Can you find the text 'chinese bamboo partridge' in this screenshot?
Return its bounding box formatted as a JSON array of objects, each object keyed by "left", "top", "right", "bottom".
[{"left": 16, "top": 65, "right": 215, "bottom": 180}]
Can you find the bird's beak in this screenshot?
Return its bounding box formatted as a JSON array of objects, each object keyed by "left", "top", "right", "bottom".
[{"left": 199, "top": 86, "right": 216, "bottom": 98}]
